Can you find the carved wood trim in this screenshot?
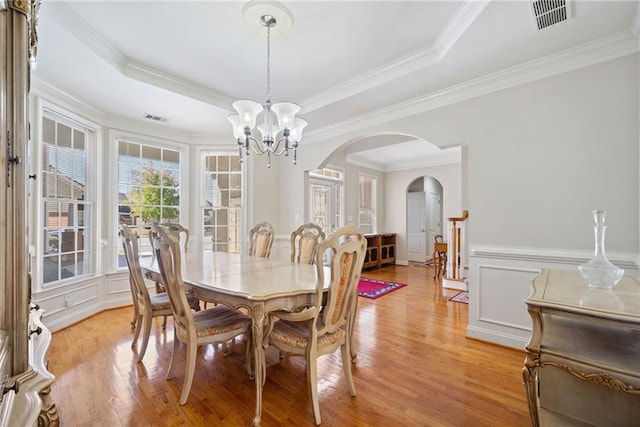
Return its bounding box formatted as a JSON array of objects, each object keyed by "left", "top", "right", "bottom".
[
  {"left": 541, "top": 361, "right": 640, "bottom": 394},
  {"left": 8, "top": 0, "right": 28, "bottom": 14}
]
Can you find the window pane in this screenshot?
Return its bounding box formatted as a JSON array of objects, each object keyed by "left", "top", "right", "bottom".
[
  {"left": 119, "top": 141, "right": 140, "bottom": 158},
  {"left": 141, "top": 145, "right": 162, "bottom": 163},
  {"left": 43, "top": 255, "right": 60, "bottom": 284},
  {"left": 41, "top": 113, "right": 92, "bottom": 285},
  {"left": 74, "top": 129, "right": 85, "bottom": 150},
  {"left": 118, "top": 140, "right": 181, "bottom": 231},
  {"left": 230, "top": 156, "right": 241, "bottom": 172},
  {"left": 218, "top": 156, "right": 229, "bottom": 172},
  {"left": 163, "top": 149, "right": 179, "bottom": 168},
  {"left": 57, "top": 123, "right": 72, "bottom": 148},
  {"left": 202, "top": 154, "right": 242, "bottom": 253},
  {"left": 358, "top": 175, "right": 376, "bottom": 234},
  {"left": 43, "top": 117, "right": 55, "bottom": 144}
]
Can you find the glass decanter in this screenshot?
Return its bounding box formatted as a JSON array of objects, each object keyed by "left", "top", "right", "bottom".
[{"left": 578, "top": 210, "right": 624, "bottom": 289}]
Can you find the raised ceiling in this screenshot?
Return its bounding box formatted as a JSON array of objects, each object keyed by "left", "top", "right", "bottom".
[{"left": 33, "top": 1, "right": 639, "bottom": 170}]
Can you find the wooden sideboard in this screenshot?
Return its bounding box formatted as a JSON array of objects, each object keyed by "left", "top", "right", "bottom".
[
  {"left": 523, "top": 269, "right": 640, "bottom": 426},
  {"left": 363, "top": 233, "right": 395, "bottom": 269}
]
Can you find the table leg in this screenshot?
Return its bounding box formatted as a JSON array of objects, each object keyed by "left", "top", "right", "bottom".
[
  {"left": 432, "top": 249, "right": 438, "bottom": 279},
  {"left": 252, "top": 305, "right": 266, "bottom": 427}
]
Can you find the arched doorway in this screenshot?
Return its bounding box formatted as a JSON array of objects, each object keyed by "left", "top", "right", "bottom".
[{"left": 406, "top": 176, "right": 443, "bottom": 262}]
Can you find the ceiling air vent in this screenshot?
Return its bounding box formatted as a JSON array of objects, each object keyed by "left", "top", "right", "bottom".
[
  {"left": 143, "top": 113, "right": 168, "bottom": 123},
  {"left": 531, "top": 0, "right": 569, "bottom": 31}
]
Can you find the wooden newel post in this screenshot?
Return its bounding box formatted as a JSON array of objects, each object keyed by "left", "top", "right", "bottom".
[{"left": 445, "top": 210, "right": 468, "bottom": 282}]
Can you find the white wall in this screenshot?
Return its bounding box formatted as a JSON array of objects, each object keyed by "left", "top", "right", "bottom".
[
  {"left": 385, "top": 163, "right": 462, "bottom": 264},
  {"left": 463, "top": 57, "right": 638, "bottom": 252}
]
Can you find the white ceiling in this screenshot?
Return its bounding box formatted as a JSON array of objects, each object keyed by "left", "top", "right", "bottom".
[{"left": 33, "top": 0, "right": 639, "bottom": 171}]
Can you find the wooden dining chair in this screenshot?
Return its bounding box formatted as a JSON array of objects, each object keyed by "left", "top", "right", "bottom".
[
  {"left": 120, "top": 224, "right": 176, "bottom": 362},
  {"left": 266, "top": 225, "right": 366, "bottom": 425},
  {"left": 248, "top": 221, "right": 274, "bottom": 258},
  {"left": 290, "top": 223, "right": 325, "bottom": 264},
  {"left": 144, "top": 223, "right": 201, "bottom": 318},
  {"left": 147, "top": 222, "right": 189, "bottom": 291},
  {"left": 153, "top": 224, "right": 253, "bottom": 405},
  {"left": 433, "top": 234, "right": 447, "bottom": 279}
]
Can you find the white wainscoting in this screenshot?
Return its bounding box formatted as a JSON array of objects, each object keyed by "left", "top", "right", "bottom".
[
  {"left": 32, "top": 272, "right": 134, "bottom": 333},
  {"left": 467, "top": 246, "right": 639, "bottom": 349},
  {"left": 272, "top": 234, "right": 292, "bottom": 261}
]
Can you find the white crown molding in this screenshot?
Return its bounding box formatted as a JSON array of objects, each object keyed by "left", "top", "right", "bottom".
[
  {"left": 102, "top": 116, "right": 192, "bottom": 143},
  {"left": 301, "top": 0, "right": 486, "bottom": 113},
  {"left": 31, "top": 77, "right": 107, "bottom": 124},
  {"left": 47, "top": 2, "right": 127, "bottom": 70},
  {"left": 32, "top": 77, "right": 196, "bottom": 142},
  {"left": 122, "top": 62, "right": 235, "bottom": 110},
  {"left": 48, "top": 2, "right": 234, "bottom": 112},
  {"left": 301, "top": 47, "right": 440, "bottom": 113},
  {"left": 345, "top": 157, "right": 385, "bottom": 172},
  {"left": 435, "top": 0, "right": 491, "bottom": 58},
  {"left": 346, "top": 151, "right": 461, "bottom": 172},
  {"left": 32, "top": 77, "right": 228, "bottom": 145},
  {"left": 385, "top": 155, "right": 462, "bottom": 172},
  {"left": 305, "top": 30, "right": 640, "bottom": 144}
]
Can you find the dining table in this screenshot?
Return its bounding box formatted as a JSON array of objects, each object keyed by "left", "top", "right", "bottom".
[{"left": 141, "top": 251, "right": 329, "bottom": 426}]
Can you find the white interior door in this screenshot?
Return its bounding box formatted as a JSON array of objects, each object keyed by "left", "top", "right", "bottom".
[
  {"left": 427, "top": 192, "right": 442, "bottom": 255},
  {"left": 407, "top": 192, "right": 426, "bottom": 262}
]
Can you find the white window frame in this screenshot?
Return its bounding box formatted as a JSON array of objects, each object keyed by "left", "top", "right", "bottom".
[
  {"left": 358, "top": 173, "right": 377, "bottom": 234},
  {"left": 200, "top": 151, "right": 243, "bottom": 253},
  {"left": 110, "top": 131, "right": 189, "bottom": 271},
  {"left": 32, "top": 103, "right": 99, "bottom": 290},
  {"left": 309, "top": 167, "right": 344, "bottom": 236}
]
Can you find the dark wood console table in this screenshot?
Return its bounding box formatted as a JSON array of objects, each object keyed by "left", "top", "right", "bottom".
[{"left": 363, "top": 233, "right": 396, "bottom": 269}]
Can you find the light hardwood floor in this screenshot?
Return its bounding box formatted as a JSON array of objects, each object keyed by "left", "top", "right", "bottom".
[{"left": 48, "top": 263, "right": 531, "bottom": 426}]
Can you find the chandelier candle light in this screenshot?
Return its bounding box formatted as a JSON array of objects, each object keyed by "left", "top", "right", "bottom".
[{"left": 228, "top": 3, "right": 306, "bottom": 168}]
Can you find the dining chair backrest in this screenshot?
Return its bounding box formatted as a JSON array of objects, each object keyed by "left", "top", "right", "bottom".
[
  {"left": 120, "top": 224, "right": 152, "bottom": 307},
  {"left": 148, "top": 221, "right": 190, "bottom": 256},
  {"left": 248, "top": 221, "right": 274, "bottom": 258},
  {"left": 290, "top": 223, "right": 326, "bottom": 264},
  {"left": 164, "top": 222, "right": 190, "bottom": 253},
  {"left": 152, "top": 224, "right": 194, "bottom": 339},
  {"left": 315, "top": 225, "right": 366, "bottom": 335}
]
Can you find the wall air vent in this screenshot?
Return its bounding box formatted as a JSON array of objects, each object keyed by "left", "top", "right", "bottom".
[
  {"left": 531, "top": 0, "right": 569, "bottom": 31},
  {"left": 143, "top": 113, "right": 168, "bottom": 122}
]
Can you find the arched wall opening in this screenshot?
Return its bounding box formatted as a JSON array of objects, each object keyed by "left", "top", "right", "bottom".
[
  {"left": 406, "top": 176, "right": 444, "bottom": 263},
  {"left": 299, "top": 132, "right": 463, "bottom": 266}
]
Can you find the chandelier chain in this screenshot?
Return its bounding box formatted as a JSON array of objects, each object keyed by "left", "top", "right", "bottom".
[{"left": 266, "top": 25, "right": 271, "bottom": 101}]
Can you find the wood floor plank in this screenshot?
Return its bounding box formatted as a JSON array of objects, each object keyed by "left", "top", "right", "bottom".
[{"left": 47, "top": 264, "right": 530, "bottom": 426}]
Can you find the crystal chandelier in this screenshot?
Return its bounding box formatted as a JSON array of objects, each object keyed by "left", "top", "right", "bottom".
[{"left": 228, "top": 13, "right": 307, "bottom": 168}]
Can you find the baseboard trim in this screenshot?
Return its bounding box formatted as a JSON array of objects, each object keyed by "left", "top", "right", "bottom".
[{"left": 466, "top": 325, "right": 528, "bottom": 350}]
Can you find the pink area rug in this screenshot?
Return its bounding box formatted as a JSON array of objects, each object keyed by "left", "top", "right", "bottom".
[
  {"left": 357, "top": 278, "right": 407, "bottom": 299},
  {"left": 448, "top": 291, "right": 469, "bottom": 304}
]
